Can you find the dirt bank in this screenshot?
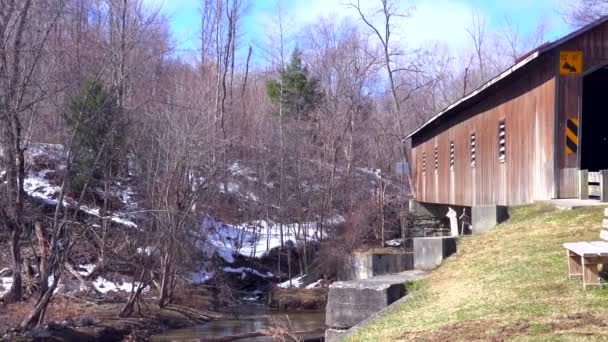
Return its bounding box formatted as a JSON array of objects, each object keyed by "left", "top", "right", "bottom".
[{"left": 0, "top": 294, "right": 226, "bottom": 341}]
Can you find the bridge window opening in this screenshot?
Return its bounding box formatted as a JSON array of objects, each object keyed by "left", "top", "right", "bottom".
[
  {"left": 450, "top": 141, "right": 455, "bottom": 171},
  {"left": 470, "top": 133, "right": 476, "bottom": 168},
  {"left": 434, "top": 146, "right": 439, "bottom": 173},
  {"left": 498, "top": 120, "right": 506, "bottom": 163},
  {"left": 581, "top": 67, "right": 608, "bottom": 171},
  {"left": 422, "top": 152, "right": 426, "bottom": 175}
]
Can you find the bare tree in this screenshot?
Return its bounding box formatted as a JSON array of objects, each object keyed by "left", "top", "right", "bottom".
[
  {"left": 0, "top": 0, "right": 65, "bottom": 304},
  {"left": 465, "top": 10, "right": 488, "bottom": 84},
  {"left": 348, "top": 0, "right": 428, "bottom": 196},
  {"left": 564, "top": 0, "right": 608, "bottom": 26}
]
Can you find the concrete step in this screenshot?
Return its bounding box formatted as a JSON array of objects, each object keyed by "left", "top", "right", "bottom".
[{"left": 325, "top": 270, "right": 428, "bottom": 341}]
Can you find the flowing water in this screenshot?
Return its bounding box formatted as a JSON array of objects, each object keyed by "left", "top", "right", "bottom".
[{"left": 151, "top": 305, "right": 326, "bottom": 342}]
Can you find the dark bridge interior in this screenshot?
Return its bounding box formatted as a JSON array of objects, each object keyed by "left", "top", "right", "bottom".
[{"left": 581, "top": 67, "right": 608, "bottom": 172}]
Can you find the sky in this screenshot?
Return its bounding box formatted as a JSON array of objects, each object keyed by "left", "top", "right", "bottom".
[{"left": 150, "top": 0, "right": 572, "bottom": 62}]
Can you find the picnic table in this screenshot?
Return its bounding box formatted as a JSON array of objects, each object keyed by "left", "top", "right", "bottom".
[{"left": 563, "top": 209, "right": 608, "bottom": 289}]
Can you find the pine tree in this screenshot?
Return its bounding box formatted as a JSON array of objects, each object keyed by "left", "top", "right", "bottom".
[
  {"left": 266, "top": 48, "right": 322, "bottom": 121},
  {"left": 64, "top": 80, "right": 124, "bottom": 192}
]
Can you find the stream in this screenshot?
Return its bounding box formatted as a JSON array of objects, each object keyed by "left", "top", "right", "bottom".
[{"left": 151, "top": 304, "right": 326, "bottom": 342}]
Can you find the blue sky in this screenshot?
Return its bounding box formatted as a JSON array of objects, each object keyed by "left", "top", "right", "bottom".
[{"left": 151, "top": 0, "right": 571, "bottom": 61}]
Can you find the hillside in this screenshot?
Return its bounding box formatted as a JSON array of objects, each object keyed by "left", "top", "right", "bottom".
[{"left": 346, "top": 204, "right": 608, "bottom": 341}]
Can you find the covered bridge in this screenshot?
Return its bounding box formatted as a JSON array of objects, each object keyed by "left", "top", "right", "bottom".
[{"left": 407, "top": 16, "right": 608, "bottom": 208}]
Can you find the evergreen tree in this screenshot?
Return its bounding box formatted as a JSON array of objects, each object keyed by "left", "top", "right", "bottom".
[
  {"left": 266, "top": 48, "right": 323, "bottom": 121},
  {"left": 64, "top": 80, "right": 124, "bottom": 192}
]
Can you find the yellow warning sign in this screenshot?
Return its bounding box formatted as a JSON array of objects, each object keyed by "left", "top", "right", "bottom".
[
  {"left": 560, "top": 51, "right": 583, "bottom": 75},
  {"left": 566, "top": 118, "right": 579, "bottom": 155}
]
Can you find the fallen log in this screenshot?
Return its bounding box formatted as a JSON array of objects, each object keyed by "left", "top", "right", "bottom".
[
  {"left": 164, "top": 304, "right": 224, "bottom": 321},
  {"left": 188, "top": 328, "right": 325, "bottom": 342},
  {"left": 190, "top": 331, "right": 268, "bottom": 342},
  {"left": 64, "top": 263, "right": 99, "bottom": 293}
]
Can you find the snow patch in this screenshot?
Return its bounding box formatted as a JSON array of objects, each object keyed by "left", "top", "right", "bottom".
[
  {"left": 73, "top": 264, "right": 146, "bottom": 294},
  {"left": 222, "top": 267, "right": 274, "bottom": 280},
  {"left": 216, "top": 247, "right": 235, "bottom": 263},
  {"left": 385, "top": 239, "right": 404, "bottom": 247},
  {"left": 0, "top": 277, "right": 13, "bottom": 297},
  {"left": 278, "top": 275, "right": 305, "bottom": 288},
  {"left": 218, "top": 181, "right": 241, "bottom": 194},
  {"left": 79, "top": 205, "right": 138, "bottom": 228},
  {"left": 277, "top": 274, "right": 325, "bottom": 289},
  {"left": 305, "top": 279, "right": 324, "bottom": 289},
  {"left": 190, "top": 269, "right": 214, "bottom": 284},
  {"left": 23, "top": 174, "right": 62, "bottom": 205},
  {"left": 200, "top": 215, "right": 343, "bottom": 260},
  {"left": 92, "top": 277, "right": 146, "bottom": 294},
  {"left": 77, "top": 264, "right": 96, "bottom": 277},
  {"left": 22, "top": 143, "right": 138, "bottom": 228},
  {"left": 22, "top": 172, "right": 138, "bottom": 228},
  {"left": 137, "top": 246, "right": 155, "bottom": 256},
  {"left": 229, "top": 162, "right": 258, "bottom": 182}
]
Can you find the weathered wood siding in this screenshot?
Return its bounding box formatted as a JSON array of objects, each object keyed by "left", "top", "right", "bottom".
[
  {"left": 411, "top": 55, "right": 556, "bottom": 206},
  {"left": 556, "top": 22, "right": 608, "bottom": 198}
]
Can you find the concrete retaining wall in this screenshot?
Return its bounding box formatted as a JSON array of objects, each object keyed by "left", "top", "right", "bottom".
[
  {"left": 326, "top": 281, "right": 406, "bottom": 329},
  {"left": 338, "top": 252, "right": 414, "bottom": 281},
  {"left": 413, "top": 237, "right": 457, "bottom": 270},
  {"left": 471, "top": 205, "right": 509, "bottom": 234}
]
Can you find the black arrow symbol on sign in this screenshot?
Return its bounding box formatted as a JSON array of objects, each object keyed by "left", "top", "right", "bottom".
[{"left": 563, "top": 62, "right": 577, "bottom": 73}]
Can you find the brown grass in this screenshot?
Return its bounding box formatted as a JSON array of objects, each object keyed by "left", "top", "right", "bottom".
[{"left": 269, "top": 287, "right": 327, "bottom": 311}]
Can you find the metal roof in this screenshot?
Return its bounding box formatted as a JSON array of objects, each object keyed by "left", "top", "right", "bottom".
[{"left": 406, "top": 15, "right": 608, "bottom": 140}]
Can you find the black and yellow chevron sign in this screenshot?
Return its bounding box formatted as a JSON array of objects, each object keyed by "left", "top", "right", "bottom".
[{"left": 566, "top": 118, "right": 579, "bottom": 155}]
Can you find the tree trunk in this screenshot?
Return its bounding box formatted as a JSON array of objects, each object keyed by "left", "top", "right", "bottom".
[
  {"left": 158, "top": 252, "right": 172, "bottom": 308},
  {"left": 5, "top": 227, "right": 23, "bottom": 302},
  {"left": 119, "top": 282, "right": 147, "bottom": 318},
  {"left": 35, "top": 223, "right": 48, "bottom": 297},
  {"left": 21, "top": 271, "right": 60, "bottom": 330}
]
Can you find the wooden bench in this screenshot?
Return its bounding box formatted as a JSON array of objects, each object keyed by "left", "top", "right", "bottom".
[{"left": 563, "top": 208, "right": 608, "bottom": 289}]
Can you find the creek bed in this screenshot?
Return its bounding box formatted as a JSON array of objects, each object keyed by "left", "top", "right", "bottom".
[{"left": 151, "top": 304, "right": 326, "bottom": 342}]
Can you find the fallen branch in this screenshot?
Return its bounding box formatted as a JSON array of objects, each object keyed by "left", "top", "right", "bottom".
[
  {"left": 190, "top": 331, "right": 268, "bottom": 342},
  {"left": 189, "top": 328, "right": 325, "bottom": 342},
  {"left": 64, "top": 263, "right": 99, "bottom": 294},
  {"left": 163, "top": 304, "right": 223, "bottom": 322},
  {"left": 58, "top": 293, "right": 100, "bottom": 306}
]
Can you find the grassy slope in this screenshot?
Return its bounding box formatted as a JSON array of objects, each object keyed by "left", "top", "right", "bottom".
[{"left": 347, "top": 204, "right": 608, "bottom": 342}]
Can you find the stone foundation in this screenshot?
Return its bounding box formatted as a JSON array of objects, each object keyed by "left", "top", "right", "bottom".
[
  {"left": 325, "top": 328, "right": 346, "bottom": 342},
  {"left": 413, "top": 236, "right": 457, "bottom": 270},
  {"left": 471, "top": 205, "right": 509, "bottom": 234},
  {"left": 338, "top": 252, "right": 414, "bottom": 280},
  {"left": 325, "top": 280, "right": 406, "bottom": 329}
]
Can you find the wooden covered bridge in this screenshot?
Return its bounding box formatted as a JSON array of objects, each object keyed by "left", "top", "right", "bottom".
[{"left": 407, "top": 16, "right": 608, "bottom": 211}]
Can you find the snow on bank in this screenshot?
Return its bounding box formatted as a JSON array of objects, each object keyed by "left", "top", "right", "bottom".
[
  {"left": 190, "top": 269, "right": 214, "bottom": 284},
  {"left": 71, "top": 264, "right": 147, "bottom": 294},
  {"left": 92, "top": 277, "right": 146, "bottom": 294},
  {"left": 305, "top": 279, "right": 324, "bottom": 289},
  {"left": 24, "top": 172, "right": 138, "bottom": 228},
  {"left": 77, "top": 264, "right": 96, "bottom": 277},
  {"left": 222, "top": 267, "right": 274, "bottom": 280},
  {"left": 229, "top": 162, "right": 258, "bottom": 182},
  {"left": 0, "top": 277, "right": 13, "bottom": 297},
  {"left": 277, "top": 275, "right": 324, "bottom": 289},
  {"left": 278, "top": 275, "right": 305, "bottom": 288},
  {"left": 200, "top": 215, "right": 344, "bottom": 260},
  {"left": 23, "top": 143, "right": 138, "bottom": 228},
  {"left": 0, "top": 264, "right": 144, "bottom": 296}
]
